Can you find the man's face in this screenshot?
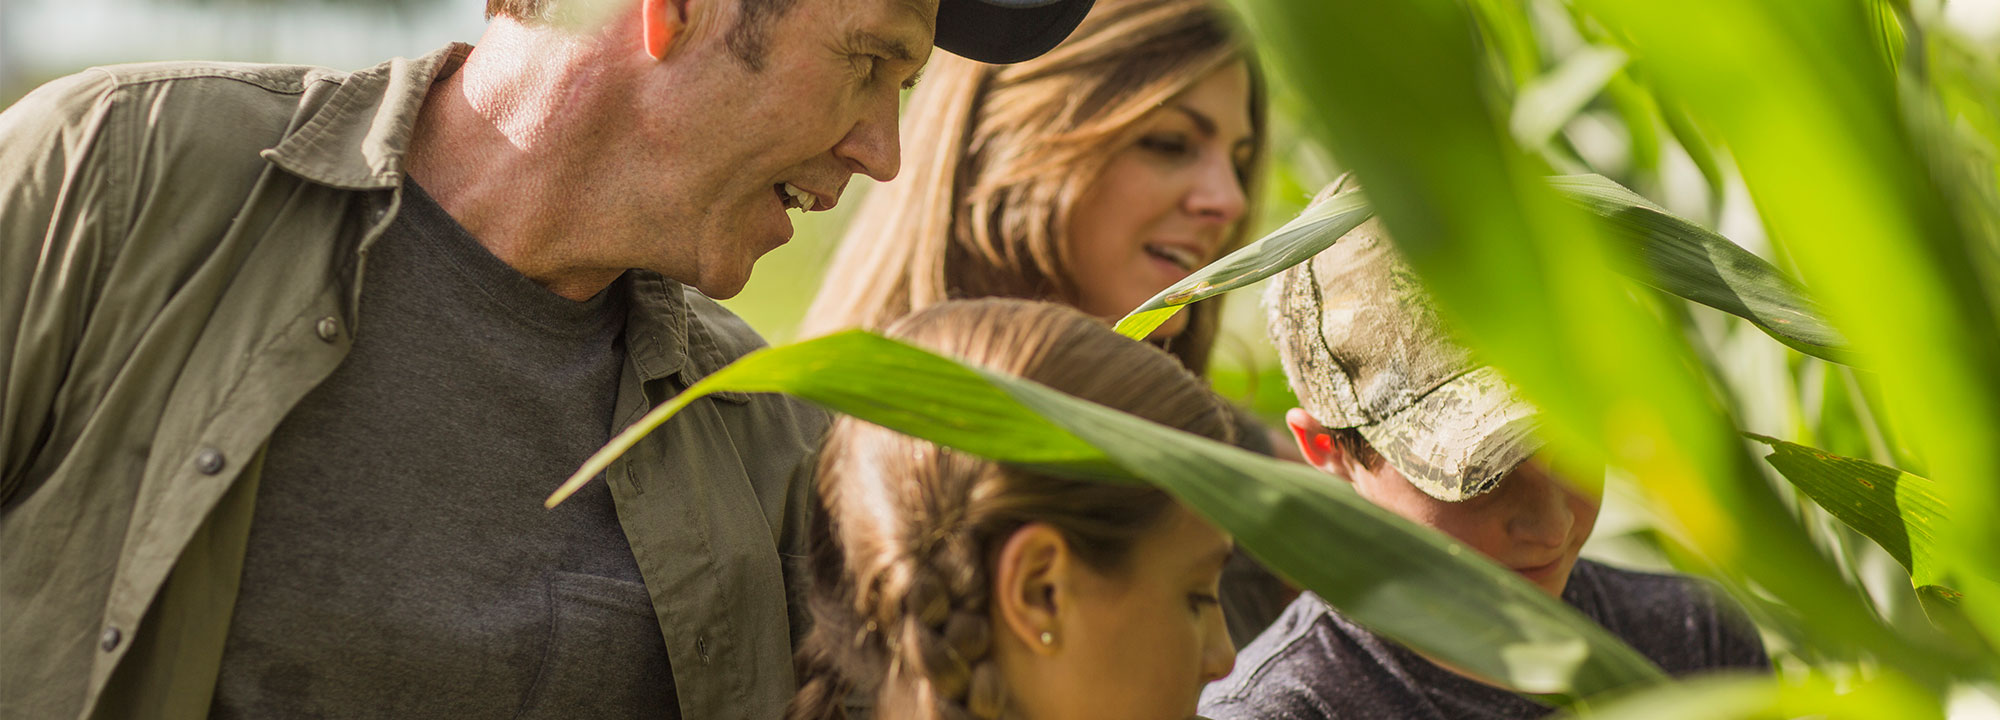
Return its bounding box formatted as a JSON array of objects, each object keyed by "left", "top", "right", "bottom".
[
  {"left": 614, "top": 0, "right": 936, "bottom": 297},
  {"left": 1288, "top": 410, "right": 1602, "bottom": 597},
  {"left": 1348, "top": 455, "right": 1601, "bottom": 597}
]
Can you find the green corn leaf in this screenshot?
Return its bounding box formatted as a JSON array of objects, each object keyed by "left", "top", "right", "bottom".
[
  {"left": 1552, "top": 671, "right": 1941, "bottom": 720},
  {"left": 1548, "top": 175, "right": 1854, "bottom": 364},
  {"left": 1116, "top": 173, "right": 1853, "bottom": 365},
  {"left": 1578, "top": 0, "right": 2000, "bottom": 650},
  {"left": 1743, "top": 434, "right": 1946, "bottom": 590},
  {"left": 1112, "top": 186, "right": 1374, "bottom": 340},
  {"left": 1511, "top": 46, "right": 1629, "bottom": 151},
  {"left": 551, "top": 330, "right": 1667, "bottom": 697},
  {"left": 545, "top": 331, "right": 1120, "bottom": 509},
  {"left": 1655, "top": 101, "right": 1730, "bottom": 214},
  {"left": 1226, "top": 0, "right": 1939, "bottom": 683}
]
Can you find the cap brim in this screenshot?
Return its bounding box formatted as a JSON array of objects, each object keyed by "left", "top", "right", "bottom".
[
  {"left": 934, "top": 0, "right": 1095, "bottom": 64},
  {"left": 1356, "top": 366, "right": 1543, "bottom": 502}
]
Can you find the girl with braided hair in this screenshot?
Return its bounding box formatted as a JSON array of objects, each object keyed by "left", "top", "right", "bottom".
[{"left": 788, "top": 299, "right": 1241, "bottom": 720}]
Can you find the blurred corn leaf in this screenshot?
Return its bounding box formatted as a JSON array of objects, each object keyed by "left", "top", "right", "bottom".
[
  {"left": 1466, "top": 0, "right": 1540, "bottom": 91},
  {"left": 1577, "top": 0, "right": 2000, "bottom": 650},
  {"left": 1117, "top": 173, "right": 1851, "bottom": 364},
  {"left": 1552, "top": 672, "right": 1941, "bottom": 719},
  {"left": 552, "top": 330, "right": 1667, "bottom": 697},
  {"left": 1743, "top": 434, "right": 1946, "bottom": 589},
  {"left": 1512, "top": 46, "right": 1628, "bottom": 151},
  {"left": 1226, "top": 0, "right": 1944, "bottom": 686}
]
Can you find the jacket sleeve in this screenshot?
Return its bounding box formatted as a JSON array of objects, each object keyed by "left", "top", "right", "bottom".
[{"left": 0, "top": 69, "right": 129, "bottom": 507}]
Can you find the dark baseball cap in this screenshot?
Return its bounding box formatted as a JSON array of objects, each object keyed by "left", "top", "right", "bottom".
[{"left": 936, "top": 0, "right": 1096, "bottom": 64}]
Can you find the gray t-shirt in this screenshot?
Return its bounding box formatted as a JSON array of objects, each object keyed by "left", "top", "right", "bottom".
[
  {"left": 211, "top": 181, "right": 676, "bottom": 719},
  {"left": 1200, "top": 559, "right": 1768, "bottom": 720}
]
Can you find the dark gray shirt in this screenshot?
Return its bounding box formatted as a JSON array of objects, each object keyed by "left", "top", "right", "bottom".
[
  {"left": 212, "top": 181, "right": 676, "bottom": 719},
  {"left": 1200, "top": 559, "right": 1768, "bottom": 720}
]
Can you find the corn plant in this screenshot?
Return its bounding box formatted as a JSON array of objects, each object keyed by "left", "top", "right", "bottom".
[{"left": 554, "top": 0, "right": 2000, "bottom": 714}]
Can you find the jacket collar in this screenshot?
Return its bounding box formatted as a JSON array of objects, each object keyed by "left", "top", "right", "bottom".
[
  {"left": 625, "top": 271, "right": 692, "bottom": 383},
  {"left": 261, "top": 43, "right": 470, "bottom": 191},
  {"left": 262, "top": 42, "right": 716, "bottom": 388}
]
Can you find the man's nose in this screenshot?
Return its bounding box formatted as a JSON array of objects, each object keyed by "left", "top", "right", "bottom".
[
  {"left": 833, "top": 92, "right": 902, "bottom": 182},
  {"left": 1504, "top": 465, "right": 1575, "bottom": 549}
]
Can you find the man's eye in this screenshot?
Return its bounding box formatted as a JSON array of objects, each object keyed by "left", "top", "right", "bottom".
[
  {"left": 1188, "top": 592, "right": 1221, "bottom": 613},
  {"left": 851, "top": 55, "right": 879, "bottom": 81}
]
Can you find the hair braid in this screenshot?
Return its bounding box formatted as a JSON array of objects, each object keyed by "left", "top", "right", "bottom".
[
  {"left": 790, "top": 299, "right": 1237, "bottom": 720},
  {"left": 895, "top": 530, "right": 1003, "bottom": 719}
]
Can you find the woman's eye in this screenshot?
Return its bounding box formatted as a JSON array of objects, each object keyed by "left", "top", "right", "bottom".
[
  {"left": 1139, "top": 134, "right": 1193, "bottom": 157},
  {"left": 1188, "top": 592, "right": 1221, "bottom": 613}
]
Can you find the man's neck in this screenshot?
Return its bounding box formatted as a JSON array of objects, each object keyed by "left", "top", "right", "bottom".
[{"left": 404, "top": 22, "right": 632, "bottom": 302}]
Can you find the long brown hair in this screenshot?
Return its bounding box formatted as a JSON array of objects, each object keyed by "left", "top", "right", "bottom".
[
  {"left": 800, "top": 0, "right": 1266, "bottom": 376},
  {"left": 787, "top": 299, "right": 1236, "bottom": 720}
]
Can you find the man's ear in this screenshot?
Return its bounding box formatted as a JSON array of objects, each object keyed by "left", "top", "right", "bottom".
[
  {"left": 991, "top": 523, "right": 1069, "bottom": 656},
  {"left": 642, "top": 0, "right": 690, "bottom": 60},
  {"left": 1286, "top": 408, "right": 1352, "bottom": 482}
]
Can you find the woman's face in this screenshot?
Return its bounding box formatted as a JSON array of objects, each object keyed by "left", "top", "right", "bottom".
[
  {"left": 1001, "top": 504, "right": 1238, "bottom": 720},
  {"left": 1064, "top": 61, "right": 1256, "bottom": 339}
]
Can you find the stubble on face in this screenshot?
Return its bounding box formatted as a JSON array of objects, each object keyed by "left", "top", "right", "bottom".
[{"left": 631, "top": 0, "right": 935, "bottom": 299}]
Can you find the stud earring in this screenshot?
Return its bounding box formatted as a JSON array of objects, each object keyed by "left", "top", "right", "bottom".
[{"left": 1039, "top": 631, "right": 1054, "bottom": 646}]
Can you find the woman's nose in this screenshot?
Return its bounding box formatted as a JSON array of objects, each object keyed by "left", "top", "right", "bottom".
[{"left": 1185, "top": 154, "right": 1247, "bottom": 227}]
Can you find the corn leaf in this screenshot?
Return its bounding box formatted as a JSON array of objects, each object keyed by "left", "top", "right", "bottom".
[
  {"left": 1112, "top": 187, "right": 1374, "bottom": 340},
  {"left": 1115, "top": 173, "right": 1853, "bottom": 366},
  {"left": 1744, "top": 434, "right": 1946, "bottom": 590},
  {"left": 1548, "top": 175, "right": 1854, "bottom": 364},
  {"left": 1577, "top": 0, "right": 2000, "bottom": 648},
  {"left": 1552, "top": 672, "right": 1941, "bottom": 720},
  {"left": 1225, "top": 0, "right": 1939, "bottom": 682},
  {"left": 1512, "top": 46, "right": 1629, "bottom": 151},
  {"left": 551, "top": 330, "right": 1667, "bottom": 697}
]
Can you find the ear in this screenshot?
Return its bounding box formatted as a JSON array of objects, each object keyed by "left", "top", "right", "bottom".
[
  {"left": 1286, "top": 408, "right": 1352, "bottom": 482},
  {"left": 991, "top": 523, "right": 1070, "bottom": 656},
  {"left": 641, "top": 0, "right": 690, "bottom": 60}
]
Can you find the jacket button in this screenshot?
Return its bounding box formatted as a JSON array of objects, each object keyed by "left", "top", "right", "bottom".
[
  {"left": 100, "top": 626, "right": 121, "bottom": 652},
  {"left": 315, "top": 316, "right": 340, "bottom": 342},
  {"left": 195, "top": 448, "right": 226, "bottom": 475},
  {"left": 695, "top": 635, "right": 710, "bottom": 662}
]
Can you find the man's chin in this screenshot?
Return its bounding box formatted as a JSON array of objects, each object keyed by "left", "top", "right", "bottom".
[{"left": 689, "top": 274, "right": 750, "bottom": 300}]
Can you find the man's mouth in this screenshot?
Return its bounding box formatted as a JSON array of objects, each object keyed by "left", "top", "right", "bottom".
[
  {"left": 775, "top": 182, "right": 821, "bottom": 212},
  {"left": 1512, "top": 558, "right": 1564, "bottom": 581}
]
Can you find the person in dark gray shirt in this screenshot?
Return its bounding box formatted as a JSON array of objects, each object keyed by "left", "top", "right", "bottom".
[
  {"left": 1202, "top": 210, "right": 1768, "bottom": 719},
  {"left": 1201, "top": 560, "right": 1766, "bottom": 720}
]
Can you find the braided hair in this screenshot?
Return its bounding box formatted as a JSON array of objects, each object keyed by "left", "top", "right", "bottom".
[{"left": 787, "top": 299, "right": 1235, "bottom": 720}]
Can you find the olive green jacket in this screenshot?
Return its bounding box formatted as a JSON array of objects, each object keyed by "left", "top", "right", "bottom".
[{"left": 0, "top": 44, "right": 825, "bottom": 720}]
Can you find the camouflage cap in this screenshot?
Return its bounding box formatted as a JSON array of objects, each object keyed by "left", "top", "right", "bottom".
[{"left": 1265, "top": 215, "right": 1543, "bottom": 501}]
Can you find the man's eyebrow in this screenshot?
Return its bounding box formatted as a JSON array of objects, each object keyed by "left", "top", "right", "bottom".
[{"left": 849, "top": 30, "right": 917, "bottom": 62}]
